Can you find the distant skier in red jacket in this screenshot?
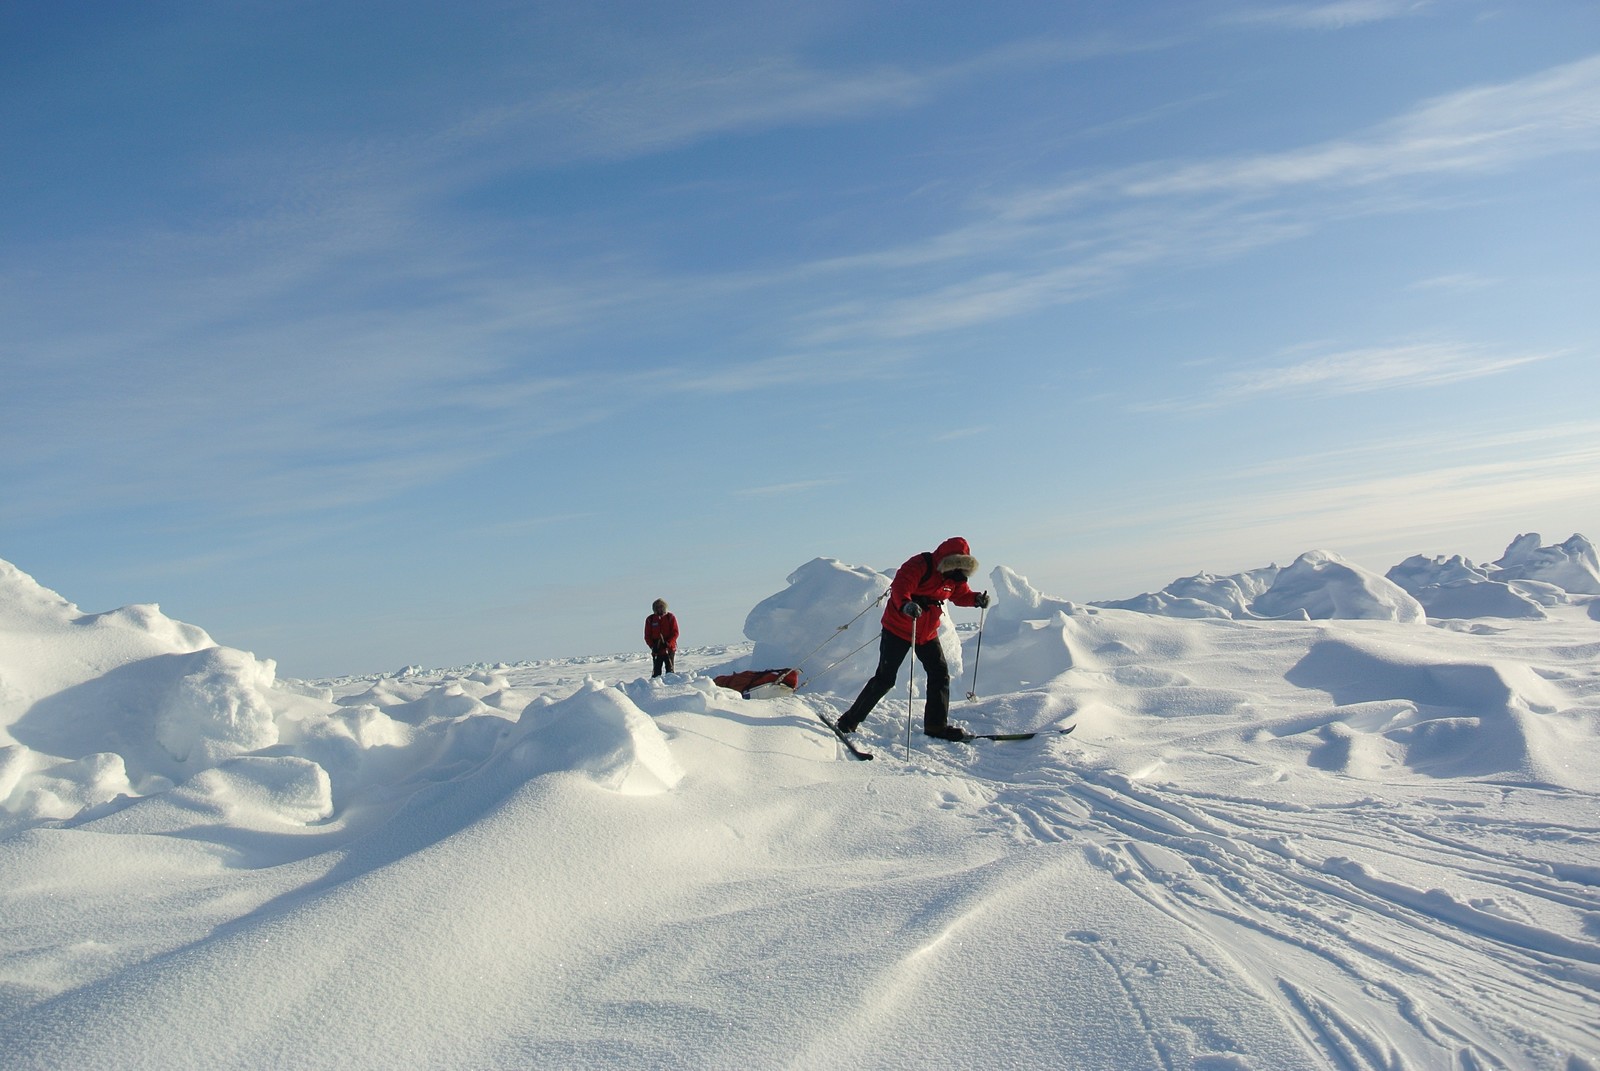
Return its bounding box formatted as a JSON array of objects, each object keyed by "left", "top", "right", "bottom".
[
  {"left": 645, "top": 598, "right": 679, "bottom": 678},
  {"left": 835, "top": 537, "right": 990, "bottom": 741}
]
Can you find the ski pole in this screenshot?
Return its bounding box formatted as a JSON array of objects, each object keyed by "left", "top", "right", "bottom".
[
  {"left": 966, "top": 603, "right": 986, "bottom": 701},
  {"left": 905, "top": 629, "right": 915, "bottom": 760},
  {"left": 904, "top": 606, "right": 920, "bottom": 760}
]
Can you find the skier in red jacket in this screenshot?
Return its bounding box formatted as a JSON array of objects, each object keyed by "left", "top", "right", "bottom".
[
  {"left": 645, "top": 598, "right": 679, "bottom": 678},
  {"left": 835, "top": 537, "right": 990, "bottom": 741}
]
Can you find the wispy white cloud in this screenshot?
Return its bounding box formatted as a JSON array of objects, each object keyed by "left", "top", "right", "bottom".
[
  {"left": 475, "top": 512, "right": 600, "bottom": 536},
  {"left": 1030, "top": 421, "right": 1600, "bottom": 592},
  {"left": 1174, "top": 427, "right": 1600, "bottom": 558},
  {"left": 496, "top": 58, "right": 930, "bottom": 162},
  {"left": 1141, "top": 341, "right": 1562, "bottom": 412},
  {"left": 933, "top": 426, "right": 988, "bottom": 443},
  {"left": 1409, "top": 272, "right": 1499, "bottom": 293},
  {"left": 1121, "top": 53, "right": 1600, "bottom": 198},
  {"left": 733, "top": 478, "right": 843, "bottom": 498},
  {"left": 982, "top": 51, "right": 1600, "bottom": 219},
  {"left": 794, "top": 52, "right": 1600, "bottom": 342},
  {"left": 799, "top": 201, "right": 1313, "bottom": 340},
  {"left": 668, "top": 349, "right": 912, "bottom": 394},
  {"left": 8, "top": 11, "right": 1595, "bottom": 549},
  {"left": 459, "top": 38, "right": 1079, "bottom": 168},
  {"left": 1223, "top": 1, "right": 1433, "bottom": 30}
]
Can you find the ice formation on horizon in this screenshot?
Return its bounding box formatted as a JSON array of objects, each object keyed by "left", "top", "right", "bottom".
[
  {"left": 1095, "top": 549, "right": 1426, "bottom": 623},
  {"left": 1493, "top": 532, "right": 1600, "bottom": 595},
  {"left": 1386, "top": 554, "right": 1546, "bottom": 620},
  {"left": 1095, "top": 535, "right": 1597, "bottom": 624}
]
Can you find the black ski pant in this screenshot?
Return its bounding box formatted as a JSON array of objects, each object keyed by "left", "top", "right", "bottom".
[
  {"left": 652, "top": 649, "right": 675, "bottom": 677},
  {"left": 839, "top": 629, "right": 950, "bottom": 731}
]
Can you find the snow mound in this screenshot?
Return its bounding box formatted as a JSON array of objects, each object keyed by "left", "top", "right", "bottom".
[
  {"left": 743, "top": 556, "right": 961, "bottom": 693},
  {"left": 986, "top": 566, "right": 1078, "bottom": 638},
  {"left": 333, "top": 672, "right": 520, "bottom": 726},
  {"left": 972, "top": 568, "right": 1090, "bottom": 693},
  {"left": 1247, "top": 550, "right": 1426, "bottom": 622},
  {"left": 515, "top": 680, "right": 682, "bottom": 795},
  {"left": 0, "top": 558, "right": 688, "bottom": 834},
  {"left": 1095, "top": 565, "right": 1280, "bottom": 620},
  {"left": 0, "top": 747, "right": 135, "bottom": 827},
  {"left": 744, "top": 557, "right": 887, "bottom": 674},
  {"left": 1099, "top": 550, "right": 1425, "bottom": 623},
  {"left": 0, "top": 561, "right": 216, "bottom": 717},
  {"left": 10, "top": 645, "right": 283, "bottom": 782},
  {"left": 1, "top": 561, "right": 293, "bottom": 824},
  {"left": 105, "top": 756, "right": 336, "bottom": 833},
  {"left": 970, "top": 612, "right": 1080, "bottom": 694},
  {"left": 1493, "top": 533, "right": 1600, "bottom": 595},
  {"left": 1381, "top": 535, "right": 1600, "bottom": 620},
  {"left": 1092, "top": 536, "right": 1599, "bottom": 625},
  {"left": 1284, "top": 633, "right": 1583, "bottom": 785},
  {"left": 1386, "top": 554, "right": 1546, "bottom": 620}
]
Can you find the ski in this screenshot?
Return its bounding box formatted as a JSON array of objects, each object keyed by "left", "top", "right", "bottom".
[
  {"left": 926, "top": 724, "right": 1078, "bottom": 743},
  {"left": 973, "top": 723, "right": 1076, "bottom": 741},
  {"left": 817, "top": 714, "right": 874, "bottom": 760}
]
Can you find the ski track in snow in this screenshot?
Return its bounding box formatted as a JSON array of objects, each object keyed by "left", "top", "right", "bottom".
[
  {"left": 883, "top": 625, "right": 1600, "bottom": 1071},
  {"left": 4, "top": 548, "right": 1600, "bottom": 1069},
  {"left": 980, "top": 762, "right": 1600, "bottom": 1070}
]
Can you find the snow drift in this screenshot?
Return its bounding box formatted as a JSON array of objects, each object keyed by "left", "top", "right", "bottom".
[
  {"left": 1495, "top": 532, "right": 1600, "bottom": 594},
  {"left": 2, "top": 536, "right": 1598, "bottom": 1070},
  {"left": 742, "top": 556, "right": 963, "bottom": 692},
  {"left": 1098, "top": 534, "right": 1597, "bottom": 625},
  {"left": 1094, "top": 548, "right": 1427, "bottom": 622},
  {"left": 1385, "top": 553, "right": 1547, "bottom": 620},
  {"left": 0, "top": 562, "right": 681, "bottom": 837}
]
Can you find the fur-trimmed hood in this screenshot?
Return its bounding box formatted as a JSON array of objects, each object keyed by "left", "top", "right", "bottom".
[{"left": 933, "top": 536, "right": 977, "bottom": 577}]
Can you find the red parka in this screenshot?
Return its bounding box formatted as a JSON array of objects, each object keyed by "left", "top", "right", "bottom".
[
  {"left": 882, "top": 536, "right": 981, "bottom": 645},
  {"left": 645, "top": 612, "right": 679, "bottom": 653}
]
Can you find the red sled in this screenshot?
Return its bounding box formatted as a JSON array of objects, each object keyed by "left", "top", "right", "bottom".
[{"left": 713, "top": 668, "right": 800, "bottom": 699}]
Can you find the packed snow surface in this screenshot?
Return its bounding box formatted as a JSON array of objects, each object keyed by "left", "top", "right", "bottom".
[{"left": 2, "top": 535, "right": 1599, "bottom": 1069}]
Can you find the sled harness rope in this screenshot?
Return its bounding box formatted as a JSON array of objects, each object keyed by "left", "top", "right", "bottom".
[{"left": 791, "top": 588, "right": 890, "bottom": 693}]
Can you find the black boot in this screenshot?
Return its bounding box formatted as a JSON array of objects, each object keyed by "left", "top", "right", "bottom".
[{"left": 923, "top": 723, "right": 972, "bottom": 742}]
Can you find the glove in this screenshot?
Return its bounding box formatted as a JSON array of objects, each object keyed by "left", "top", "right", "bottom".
[
  {"left": 973, "top": 591, "right": 991, "bottom": 609},
  {"left": 901, "top": 600, "right": 923, "bottom": 619}
]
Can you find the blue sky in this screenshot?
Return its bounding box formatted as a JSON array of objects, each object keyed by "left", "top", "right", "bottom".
[{"left": 4, "top": 1, "right": 1598, "bottom": 677}]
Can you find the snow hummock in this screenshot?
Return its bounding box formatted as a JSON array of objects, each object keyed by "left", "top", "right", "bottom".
[
  {"left": 1096, "top": 535, "right": 1600, "bottom": 626},
  {"left": 1095, "top": 548, "right": 1427, "bottom": 623},
  {"left": 1090, "top": 563, "right": 1278, "bottom": 620},
  {"left": 743, "top": 555, "right": 963, "bottom": 687},
  {"left": 1495, "top": 531, "right": 1600, "bottom": 594},
  {"left": 1249, "top": 549, "right": 1425, "bottom": 622},
  {"left": 2, "top": 536, "right": 1599, "bottom": 1069},
  {"left": 1386, "top": 553, "right": 1548, "bottom": 620}
]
